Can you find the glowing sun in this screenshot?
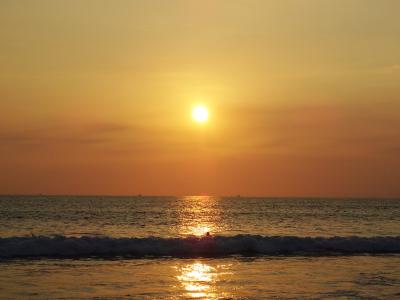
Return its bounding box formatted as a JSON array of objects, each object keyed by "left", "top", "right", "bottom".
[{"left": 192, "top": 105, "right": 209, "bottom": 123}]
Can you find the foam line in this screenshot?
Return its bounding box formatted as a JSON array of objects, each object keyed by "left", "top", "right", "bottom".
[{"left": 0, "top": 235, "right": 399, "bottom": 258}]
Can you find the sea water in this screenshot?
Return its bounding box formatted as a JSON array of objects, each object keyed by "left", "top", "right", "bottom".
[{"left": 0, "top": 196, "right": 399, "bottom": 299}]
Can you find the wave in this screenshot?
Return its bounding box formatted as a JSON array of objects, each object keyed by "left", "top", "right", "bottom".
[{"left": 0, "top": 235, "right": 399, "bottom": 259}]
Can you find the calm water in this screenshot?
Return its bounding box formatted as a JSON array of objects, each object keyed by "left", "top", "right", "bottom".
[{"left": 0, "top": 196, "right": 399, "bottom": 299}]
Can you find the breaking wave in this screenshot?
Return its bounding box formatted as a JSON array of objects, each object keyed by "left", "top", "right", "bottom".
[{"left": 0, "top": 235, "right": 399, "bottom": 259}]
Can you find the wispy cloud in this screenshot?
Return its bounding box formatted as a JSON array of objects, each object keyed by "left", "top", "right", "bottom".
[
  {"left": 375, "top": 64, "right": 400, "bottom": 75},
  {"left": 0, "top": 121, "right": 132, "bottom": 146}
]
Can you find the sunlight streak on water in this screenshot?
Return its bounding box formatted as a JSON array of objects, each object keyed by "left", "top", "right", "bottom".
[
  {"left": 178, "top": 196, "right": 221, "bottom": 237},
  {"left": 175, "top": 260, "right": 234, "bottom": 299},
  {"left": 177, "top": 262, "right": 217, "bottom": 299}
]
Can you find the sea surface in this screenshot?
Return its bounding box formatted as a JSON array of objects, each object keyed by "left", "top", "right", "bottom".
[{"left": 0, "top": 196, "right": 399, "bottom": 299}]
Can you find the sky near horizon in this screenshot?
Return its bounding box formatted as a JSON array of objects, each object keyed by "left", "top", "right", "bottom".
[{"left": 1, "top": 1, "right": 400, "bottom": 197}]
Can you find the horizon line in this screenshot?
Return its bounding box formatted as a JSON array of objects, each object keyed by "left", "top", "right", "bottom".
[{"left": 0, "top": 193, "right": 399, "bottom": 200}]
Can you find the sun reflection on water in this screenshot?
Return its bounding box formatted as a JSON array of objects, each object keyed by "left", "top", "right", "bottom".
[
  {"left": 177, "top": 262, "right": 216, "bottom": 299},
  {"left": 191, "top": 224, "right": 213, "bottom": 236},
  {"left": 174, "top": 197, "right": 229, "bottom": 298},
  {"left": 178, "top": 196, "right": 222, "bottom": 237}
]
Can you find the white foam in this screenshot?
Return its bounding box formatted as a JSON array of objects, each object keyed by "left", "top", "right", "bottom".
[{"left": 0, "top": 235, "right": 399, "bottom": 258}]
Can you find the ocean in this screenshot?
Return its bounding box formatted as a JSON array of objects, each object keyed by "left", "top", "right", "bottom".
[{"left": 0, "top": 196, "right": 399, "bottom": 299}]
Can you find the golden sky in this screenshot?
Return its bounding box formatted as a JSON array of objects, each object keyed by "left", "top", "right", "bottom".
[{"left": 1, "top": 1, "right": 400, "bottom": 196}]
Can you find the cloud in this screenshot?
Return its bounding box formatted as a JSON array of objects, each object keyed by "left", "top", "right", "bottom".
[
  {"left": 0, "top": 121, "right": 132, "bottom": 146},
  {"left": 218, "top": 102, "right": 400, "bottom": 158},
  {"left": 376, "top": 64, "right": 400, "bottom": 74}
]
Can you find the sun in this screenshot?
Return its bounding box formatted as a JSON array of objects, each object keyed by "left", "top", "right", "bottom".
[{"left": 192, "top": 105, "right": 209, "bottom": 123}]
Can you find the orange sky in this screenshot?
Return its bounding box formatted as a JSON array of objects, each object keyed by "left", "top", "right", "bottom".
[{"left": 1, "top": 1, "right": 400, "bottom": 197}]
